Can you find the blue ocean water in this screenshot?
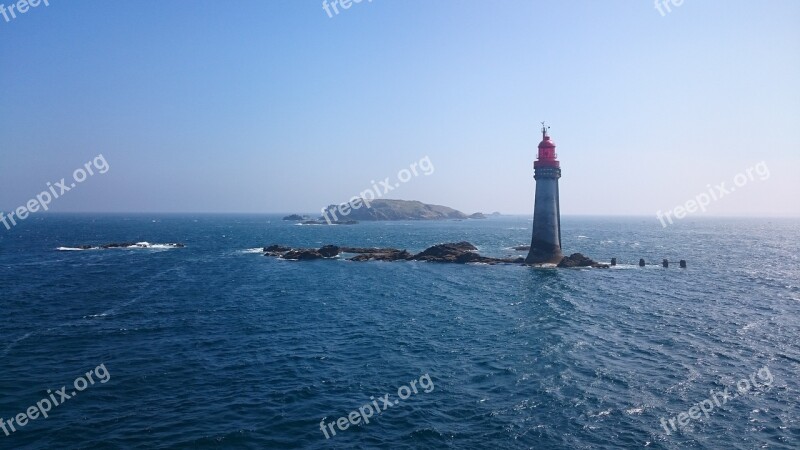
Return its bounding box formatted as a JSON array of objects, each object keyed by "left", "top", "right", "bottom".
[{"left": 1, "top": 214, "right": 798, "bottom": 449}]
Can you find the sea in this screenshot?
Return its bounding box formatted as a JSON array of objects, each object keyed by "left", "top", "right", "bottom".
[{"left": 1, "top": 214, "right": 798, "bottom": 449}]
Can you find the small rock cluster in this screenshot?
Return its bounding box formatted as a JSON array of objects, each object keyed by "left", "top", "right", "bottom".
[
  {"left": 263, "top": 241, "right": 521, "bottom": 264},
  {"left": 262, "top": 242, "right": 607, "bottom": 268}
]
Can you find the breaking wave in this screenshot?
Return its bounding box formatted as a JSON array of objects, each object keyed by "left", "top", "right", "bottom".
[{"left": 56, "top": 242, "right": 185, "bottom": 251}]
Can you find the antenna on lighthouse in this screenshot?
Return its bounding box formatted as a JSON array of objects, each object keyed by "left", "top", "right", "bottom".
[{"left": 541, "top": 121, "right": 550, "bottom": 139}]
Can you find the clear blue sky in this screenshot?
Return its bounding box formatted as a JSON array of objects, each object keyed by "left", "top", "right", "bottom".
[{"left": 1, "top": 0, "right": 798, "bottom": 216}]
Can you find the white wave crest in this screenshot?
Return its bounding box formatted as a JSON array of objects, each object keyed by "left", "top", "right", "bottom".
[{"left": 57, "top": 242, "right": 184, "bottom": 251}]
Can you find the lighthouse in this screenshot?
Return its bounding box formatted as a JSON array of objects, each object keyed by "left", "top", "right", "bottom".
[{"left": 525, "top": 122, "right": 563, "bottom": 264}]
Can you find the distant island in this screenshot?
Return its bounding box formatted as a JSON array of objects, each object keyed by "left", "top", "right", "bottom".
[
  {"left": 325, "top": 199, "right": 469, "bottom": 221},
  {"left": 282, "top": 199, "right": 495, "bottom": 223}
]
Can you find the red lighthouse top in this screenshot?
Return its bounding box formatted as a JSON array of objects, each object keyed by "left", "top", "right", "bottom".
[{"left": 535, "top": 122, "right": 560, "bottom": 168}]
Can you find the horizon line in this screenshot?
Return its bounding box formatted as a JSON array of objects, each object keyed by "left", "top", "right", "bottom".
[{"left": 3, "top": 211, "right": 799, "bottom": 219}]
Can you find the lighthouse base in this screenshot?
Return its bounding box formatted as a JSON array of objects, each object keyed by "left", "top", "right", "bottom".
[{"left": 524, "top": 238, "right": 563, "bottom": 265}]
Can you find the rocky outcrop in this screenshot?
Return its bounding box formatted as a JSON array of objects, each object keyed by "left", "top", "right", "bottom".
[
  {"left": 318, "top": 245, "right": 341, "bottom": 258},
  {"left": 283, "top": 214, "right": 308, "bottom": 221},
  {"left": 557, "top": 253, "right": 609, "bottom": 269},
  {"left": 282, "top": 249, "right": 325, "bottom": 260},
  {"left": 468, "top": 213, "right": 487, "bottom": 219},
  {"left": 348, "top": 250, "right": 413, "bottom": 262},
  {"left": 263, "top": 241, "right": 525, "bottom": 265},
  {"left": 261, "top": 242, "right": 603, "bottom": 268},
  {"left": 264, "top": 245, "right": 292, "bottom": 256},
  {"left": 412, "top": 242, "right": 478, "bottom": 262},
  {"left": 264, "top": 242, "right": 609, "bottom": 269}
]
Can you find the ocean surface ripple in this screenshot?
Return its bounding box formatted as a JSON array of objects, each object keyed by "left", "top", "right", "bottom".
[{"left": 0, "top": 215, "right": 798, "bottom": 449}]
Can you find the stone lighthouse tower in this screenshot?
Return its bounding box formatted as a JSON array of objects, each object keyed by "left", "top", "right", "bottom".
[{"left": 525, "top": 122, "right": 563, "bottom": 264}]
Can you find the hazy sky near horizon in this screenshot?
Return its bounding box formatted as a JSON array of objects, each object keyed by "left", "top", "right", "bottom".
[{"left": 1, "top": 0, "right": 798, "bottom": 217}]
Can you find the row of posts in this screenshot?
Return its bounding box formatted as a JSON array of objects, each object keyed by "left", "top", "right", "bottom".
[{"left": 609, "top": 258, "right": 686, "bottom": 268}]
